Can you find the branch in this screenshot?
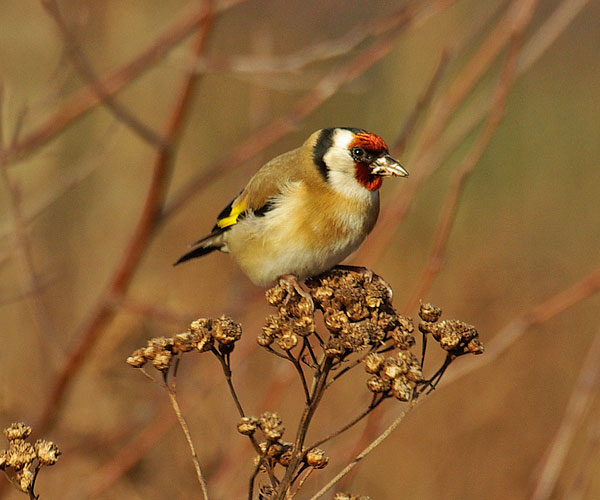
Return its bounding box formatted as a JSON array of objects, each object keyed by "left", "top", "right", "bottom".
[
  {"left": 403, "top": 32, "right": 524, "bottom": 311},
  {"left": 444, "top": 266, "right": 600, "bottom": 386},
  {"left": 4, "top": 0, "right": 242, "bottom": 167},
  {"left": 39, "top": 0, "right": 165, "bottom": 147},
  {"left": 357, "top": 0, "right": 540, "bottom": 268},
  {"left": 166, "top": 389, "right": 210, "bottom": 500},
  {"left": 529, "top": 325, "right": 600, "bottom": 500},
  {"left": 310, "top": 395, "right": 385, "bottom": 449},
  {"left": 308, "top": 401, "right": 418, "bottom": 500},
  {"left": 34, "top": 8, "right": 215, "bottom": 434},
  {"left": 160, "top": 0, "right": 460, "bottom": 222}
]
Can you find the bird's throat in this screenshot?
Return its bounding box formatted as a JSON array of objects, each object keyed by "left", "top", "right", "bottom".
[{"left": 355, "top": 162, "right": 383, "bottom": 191}]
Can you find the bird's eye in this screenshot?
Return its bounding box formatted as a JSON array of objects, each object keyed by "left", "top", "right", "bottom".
[{"left": 351, "top": 147, "right": 366, "bottom": 159}]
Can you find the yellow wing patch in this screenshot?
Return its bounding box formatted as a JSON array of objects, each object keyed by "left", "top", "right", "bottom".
[{"left": 217, "top": 199, "right": 248, "bottom": 229}]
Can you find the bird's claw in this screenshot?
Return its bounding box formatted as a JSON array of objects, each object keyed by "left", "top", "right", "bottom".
[{"left": 279, "top": 274, "right": 314, "bottom": 312}]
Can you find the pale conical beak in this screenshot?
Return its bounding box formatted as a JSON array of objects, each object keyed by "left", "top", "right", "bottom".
[{"left": 371, "top": 155, "right": 408, "bottom": 177}]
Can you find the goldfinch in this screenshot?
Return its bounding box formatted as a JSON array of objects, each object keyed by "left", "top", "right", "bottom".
[{"left": 175, "top": 127, "right": 407, "bottom": 287}]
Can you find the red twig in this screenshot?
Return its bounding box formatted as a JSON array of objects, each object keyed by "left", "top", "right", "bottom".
[
  {"left": 444, "top": 266, "right": 600, "bottom": 385},
  {"left": 34, "top": 5, "right": 215, "bottom": 435},
  {"left": 39, "top": 0, "right": 165, "bottom": 147},
  {"left": 529, "top": 325, "right": 600, "bottom": 500},
  {"left": 160, "top": 0, "right": 460, "bottom": 222},
  {"left": 357, "top": 0, "right": 540, "bottom": 268},
  {"left": 403, "top": 33, "right": 524, "bottom": 312},
  {"left": 0, "top": 87, "right": 61, "bottom": 361},
  {"left": 3, "top": 0, "right": 240, "bottom": 168}
]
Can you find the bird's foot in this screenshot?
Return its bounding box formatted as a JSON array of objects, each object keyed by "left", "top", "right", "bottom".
[
  {"left": 333, "top": 265, "right": 393, "bottom": 299},
  {"left": 279, "top": 274, "right": 314, "bottom": 312}
]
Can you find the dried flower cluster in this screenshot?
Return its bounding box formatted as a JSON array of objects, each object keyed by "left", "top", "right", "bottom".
[
  {"left": 126, "top": 268, "right": 484, "bottom": 500},
  {"left": 127, "top": 315, "right": 242, "bottom": 371},
  {"left": 0, "top": 423, "right": 61, "bottom": 495},
  {"left": 262, "top": 269, "right": 425, "bottom": 401},
  {"left": 418, "top": 303, "right": 484, "bottom": 357},
  {"left": 363, "top": 350, "right": 423, "bottom": 401},
  {"left": 333, "top": 494, "right": 372, "bottom": 500},
  {"left": 238, "top": 412, "right": 329, "bottom": 470}
]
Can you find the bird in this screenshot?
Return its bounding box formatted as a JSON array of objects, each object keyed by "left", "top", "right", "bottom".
[{"left": 175, "top": 127, "right": 408, "bottom": 297}]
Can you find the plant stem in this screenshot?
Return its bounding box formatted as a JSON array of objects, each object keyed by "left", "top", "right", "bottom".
[
  {"left": 287, "top": 351, "right": 310, "bottom": 403},
  {"left": 308, "top": 400, "right": 418, "bottom": 500},
  {"left": 166, "top": 389, "right": 210, "bottom": 500},
  {"left": 276, "top": 356, "right": 334, "bottom": 500},
  {"left": 309, "top": 395, "right": 385, "bottom": 449}
]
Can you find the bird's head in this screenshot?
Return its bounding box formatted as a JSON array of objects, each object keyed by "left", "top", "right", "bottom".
[{"left": 312, "top": 127, "right": 408, "bottom": 194}]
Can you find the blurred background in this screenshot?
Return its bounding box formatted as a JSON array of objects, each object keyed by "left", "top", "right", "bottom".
[{"left": 1, "top": 0, "right": 599, "bottom": 498}]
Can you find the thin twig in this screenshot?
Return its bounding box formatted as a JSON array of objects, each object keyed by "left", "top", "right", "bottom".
[
  {"left": 287, "top": 351, "right": 311, "bottom": 403},
  {"left": 393, "top": 49, "right": 452, "bottom": 154},
  {"left": 4, "top": 0, "right": 242, "bottom": 167},
  {"left": 403, "top": 32, "right": 524, "bottom": 312},
  {"left": 308, "top": 400, "right": 418, "bottom": 500},
  {"left": 529, "top": 326, "right": 600, "bottom": 500},
  {"left": 40, "top": 0, "right": 165, "bottom": 147},
  {"left": 276, "top": 357, "right": 334, "bottom": 500},
  {"left": 357, "top": 0, "right": 540, "bottom": 268},
  {"left": 310, "top": 395, "right": 385, "bottom": 449},
  {"left": 161, "top": 0, "right": 460, "bottom": 222},
  {"left": 166, "top": 388, "right": 210, "bottom": 500},
  {"left": 0, "top": 88, "right": 62, "bottom": 362},
  {"left": 444, "top": 266, "right": 600, "bottom": 386},
  {"left": 35, "top": 7, "right": 215, "bottom": 434}
]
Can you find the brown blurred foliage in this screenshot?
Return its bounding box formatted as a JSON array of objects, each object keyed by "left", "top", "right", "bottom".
[{"left": 0, "top": 0, "right": 599, "bottom": 499}]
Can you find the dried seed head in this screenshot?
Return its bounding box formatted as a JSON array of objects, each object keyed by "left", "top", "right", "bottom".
[
  {"left": 3, "top": 423, "right": 31, "bottom": 441},
  {"left": 312, "top": 285, "right": 334, "bottom": 304},
  {"left": 305, "top": 448, "right": 329, "bottom": 469},
  {"left": 366, "top": 376, "right": 391, "bottom": 393},
  {"left": 278, "top": 443, "right": 294, "bottom": 467},
  {"left": 339, "top": 322, "right": 373, "bottom": 352},
  {"left": 391, "top": 319, "right": 416, "bottom": 350},
  {"left": 266, "top": 442, "right": 284, "bottom": 458},
  {"left": 419, "top": 302, "right": 442, "bottom": 323},
  {"left": 259, "top": 412, "right": 284, "bottom": 442},
  {"left": 16, "top": 467, "right": 34, "bottom": 492},
  {"left": 5, "top": 440, "right": 36, "bottom": 470},
  {"left": 467, "top": 338, "right": 485, "bottom": 355},
  {"left": 392, "top": 376, "right": 414, "bottom": 402},
  {"left": 292, "top": 298, "right": 314, "bottom": 319},
  {"left": 189, "top": 318, "right": 210, "bottom": 332},
  {"left": 172, "top": 332, "right": 193, "bottom": 353},
  {"left": 406, "top": 362, "right": 424, "bottom": 383},
  {"left": 431, "top": 320, "right": 483, "bottom": 356},
  {"left": 334, "top": 494, "right": 372, "bottom": 500},
  {"left": 212, "top": 316, "right": 242, "bottom": 346},
  {"left": 34, "top": 440, "right": 61, "bottom": 466},
  {"left": 381, "top": 357, "right": 405, "bottom": 380},
  {"left": 277, "top": 331, "right": 298, "bottom": 351},
  {"left": 363, "top": 353, "right": 384, "bottom": 374},
  {"left": 265, "top": 284, "right": 286, "bottom": 306},
  {"left": 324, "top": 337, "right": 346, "bottom": 358},
  {"left": 263, "top": 315, "right": 283, "bottom": 339},
  {"left": 237, "top": 417, "right": 259, "bottom": 436},
  {"left": 292, "top": 315, "right": 315, "bottom": 336},
  {"left": 345, "top": 301, "right": 370, "bottom": 322},
  {"left": 257, "top": 331, "right": 274, "bottom": 347},
  {"left": 324, "top": 309, "right": 349, "bottom": 333},
  {"left": 151, "top": 350, "right": 172, "bottom": 371}
]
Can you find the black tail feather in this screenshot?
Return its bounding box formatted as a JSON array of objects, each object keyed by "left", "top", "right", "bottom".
[{"left": 174, "top": 245, "right": 219, "bottom": 266}]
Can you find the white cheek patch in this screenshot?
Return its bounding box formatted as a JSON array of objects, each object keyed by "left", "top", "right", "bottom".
[
  {"left": 322, "top": 129, "right": 355, "bottom": 174},
  {"left": 324, "top": 128, "right": 373, "bottom": 202}
]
